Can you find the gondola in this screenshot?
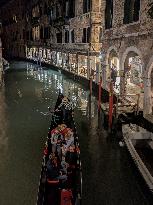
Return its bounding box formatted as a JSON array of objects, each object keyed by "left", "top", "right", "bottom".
[
  {"left": 122, "top": 123, "right": 153, "bottom": 193},
  {"left": 37, "top": 94, "right": 82, "bottom": 205}
]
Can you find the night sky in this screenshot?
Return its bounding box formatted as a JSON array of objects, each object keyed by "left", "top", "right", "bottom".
[{"left": 0, "top": 0, "right": 10, "bottom": 7}]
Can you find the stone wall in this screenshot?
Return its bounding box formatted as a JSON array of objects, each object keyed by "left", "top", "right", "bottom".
[
  {"left": 102, "top": 0, "right": 153, "bottom": 114},
  {"left": 0, "top": 0, "right": 26, "bottom": 58},
  {"left": 0, "top": 38, "right": 2, "bottom": 73}
]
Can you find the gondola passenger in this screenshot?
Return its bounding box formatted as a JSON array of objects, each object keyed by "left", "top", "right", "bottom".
[
  {"left": 46, "top": 156, "right": 67, "bottom": 182},
  {"left": 51, "top": 129, "right": 63, "bottom": 156},
  {"left": 65, "top": 145, "right": 78, "bottom": 166},
  {"left": 62, "top": 129, "right": 74, "bottom": 155},
  {"left": 46, "top": 156, "right": 59, "bottom": 181},
  {"left": 50, "top": 124, "right": 67, "bottom": 159}
]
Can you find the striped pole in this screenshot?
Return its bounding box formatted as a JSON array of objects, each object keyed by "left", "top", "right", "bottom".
[
  {"left": 90, "top": 76, "right": 92, "bottom": 95},
  {"left": 98, "top": 77, "right": 102, "bottom": 111},
  {"left": 108, "top": 81, "right": 113, "bottom": 130}
]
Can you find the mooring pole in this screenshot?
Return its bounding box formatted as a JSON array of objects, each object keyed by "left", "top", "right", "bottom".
[
  {"left": 98, "top": 77, "right": 102, "bottom": 111},
  {"left": 108, "top": 81, "right": 114, "bottom": 131},
  {"left": 90, "top": 76, "right": 92, "bottom": 95}
]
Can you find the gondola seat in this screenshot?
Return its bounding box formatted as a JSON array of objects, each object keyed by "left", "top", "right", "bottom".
[{"left": 47, "top": 179, "right": 60, "bottom": 184}]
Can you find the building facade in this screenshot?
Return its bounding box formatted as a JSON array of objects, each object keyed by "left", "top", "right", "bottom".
[
  {"left": 0, "top": 22, "right": 3, "bottom": 79},
  {"left": 1, "top": 0, "right": 153, "bottom": 115},
  {"left": 0, "top": 0, "right": 26, "bottom": 58},
  {"left": 101, "top": 0, "right": 153, "bottom": 115},
  {"left": 24, "top": 0, "right": 103, "bottom": 83}
]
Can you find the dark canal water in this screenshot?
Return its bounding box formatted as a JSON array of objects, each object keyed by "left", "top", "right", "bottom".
[{"left": 0, "top": 61, "right": 151, "bottom": 205}]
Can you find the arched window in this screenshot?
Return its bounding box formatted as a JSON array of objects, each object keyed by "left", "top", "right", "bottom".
[
  {"left": 133, "top": 0, "right": 140, "bottom": 21},
  {"left": 123, "top": 0, "right": 140, "bottom": 24},
  {"left": 105, "top": 0, "right": 113, "bottom": 29},
  {"left": 83, "top": 0, "right": 91, "bottom": 14}
]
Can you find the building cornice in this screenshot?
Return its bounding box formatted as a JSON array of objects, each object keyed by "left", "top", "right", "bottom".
[{"left": 103, "top": 30, "right": 153, "bottom": 41}]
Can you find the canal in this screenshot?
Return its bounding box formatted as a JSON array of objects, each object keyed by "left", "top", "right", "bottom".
[{"left": 0, "top": 61, "right": 151, "bottom": 205}]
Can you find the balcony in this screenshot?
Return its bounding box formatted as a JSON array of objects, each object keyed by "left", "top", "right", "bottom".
[
  {"left": 49, "top": 43, "right": 89, "bottom": 52},
  {"left": 26, "top": 41, "right": 101, "bottom": 54}
]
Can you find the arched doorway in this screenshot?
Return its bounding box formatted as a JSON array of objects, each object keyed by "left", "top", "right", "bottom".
[
  {"left": 121, "top": 49, "right": 144, "bottom": 109},
  {"left": 124, "top": 51, "right": 143, "bottom": 94},
  {"left": 107, "top": 49, "right": 120, "bottom": 93}
]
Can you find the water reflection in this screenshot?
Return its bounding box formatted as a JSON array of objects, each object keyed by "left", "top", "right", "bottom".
[
  {"left": 0, "top": 61, "right": 151, "bottom": 205},
  {"left": 26, "top": 63, "right": 96, "bottom": 118},
  {"left": 0, "top": 87, "right": 8, "bottom": 162}
]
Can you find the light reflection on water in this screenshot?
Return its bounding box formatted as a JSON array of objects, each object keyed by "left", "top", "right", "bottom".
[
  {"left": 0, "top": 61, "right": 151, "bottom": 205},
  {"left": 26, "top": 63, "right": 95, "bottom": 117},
  {"left": 0, "top": 87, "right": 9, "bottom": 162}
]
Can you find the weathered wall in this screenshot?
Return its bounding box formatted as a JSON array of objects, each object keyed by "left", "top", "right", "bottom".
[
  {"left": 0, "top": 0, "right": 26, "bottom": 58},
  {"left": 102, "top": 0, "right": 153, "bottom": 114}
]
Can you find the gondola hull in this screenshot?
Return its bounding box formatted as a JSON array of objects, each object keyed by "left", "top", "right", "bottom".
[{"left": 37, "top": 95, "right": 82, "bottom": 205}]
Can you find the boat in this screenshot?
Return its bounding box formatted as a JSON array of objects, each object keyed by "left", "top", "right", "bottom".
[
  {"left": 37, "top": 94, "right": 82, "bottom": 205},
  {"left": 122, "top": 123, "right": 153, "bottom": 193}
]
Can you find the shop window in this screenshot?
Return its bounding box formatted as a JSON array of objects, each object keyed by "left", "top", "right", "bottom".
[
  {"left": 56, "top": 32, "right": 62, "bottom": 43},
  {"left": 83, "top": 0, "right": 91, "bottom": 13},
  {"left": 70, "top": 30, "right": 75, "bottom": 43},
  {"left": 65, "top": 30, "right": 69, "bottom": 43},
  {"left": 123, "top": 0, "right": 140, "bottom": 24},
  {"left": 105, "top": 0, "right": 113, "bottom": 29},
  {"left": 82, "top": 27, "right": 90, "bottom": 43}
]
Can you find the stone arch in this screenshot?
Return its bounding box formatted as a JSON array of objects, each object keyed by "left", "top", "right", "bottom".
[
  {"left": 146, "top": 55, "right": 153, "bottom": 77},
  {"left": 120, "top": 46, "right": 144, "bottom": 109},
  {"left": 105, "top": 46, "right": 120, "bottom": 93},
  {"left": 120, "top": 46, "right": 144, "bottom": 71},
  {"left": 106, "top": 46, "right": 119, "bottom": 65},
  {"left": 143, "top": 55, "right": 153, "bottom": 115}
]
